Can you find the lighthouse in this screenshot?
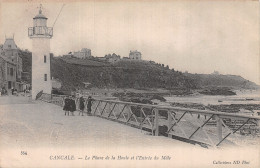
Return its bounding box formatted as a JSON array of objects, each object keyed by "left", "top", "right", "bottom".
[{"left": 28, "top": 5, "right": 53, "bottom": 99}]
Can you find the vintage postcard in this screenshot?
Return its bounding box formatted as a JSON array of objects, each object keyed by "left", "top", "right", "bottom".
[{"left": 0, "top": 0, "right": 259, "bottom": 167}]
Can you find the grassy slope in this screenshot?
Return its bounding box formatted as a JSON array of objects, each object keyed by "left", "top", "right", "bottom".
[
  {"left": 51, "top": 58, "right": 196, "bottom": 91},
  {"left": 18, "top": 50, "right": 259, "bottom": 91}
]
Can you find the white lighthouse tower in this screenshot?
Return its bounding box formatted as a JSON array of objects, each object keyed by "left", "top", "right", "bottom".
[{"left": 28, "top": 5, "right": 53, "bottom": 99}]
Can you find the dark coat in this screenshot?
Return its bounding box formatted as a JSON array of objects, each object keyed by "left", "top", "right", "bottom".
[
  {"left": 79, "top": 97, "right": 85, "bottom": 111},
  {"left": 69, "top": 99, "right": 76, "bottom": 112},
  {"left": 63, "top": 98, "right": 76, "bottom": 112},
  {"left": 87, "top": 98, "right": 93, "bottom": 112},
  {"left": 63, "top": 98, "right": 70, "bottom": 111}
]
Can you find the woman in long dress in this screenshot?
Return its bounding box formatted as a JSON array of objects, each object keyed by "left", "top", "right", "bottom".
[{"left": 69, "top": 96, "right": 76, "bottom": 116}]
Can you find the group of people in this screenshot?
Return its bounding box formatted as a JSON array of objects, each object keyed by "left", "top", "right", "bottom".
[
  {"left": 0, "top": 87, "right": 7, "bottom": 96},
  {"left": 0, "top": 87, "right": 19, "bottom": 96},
  {"left": 11, "top": 87, "right": 18, "bottom": 95},
  {"left": 63, "top": 95, "right": 76, "bottom": 116},
  {"left": 63, "top": 95, "right": 93, "bottom": 116}
]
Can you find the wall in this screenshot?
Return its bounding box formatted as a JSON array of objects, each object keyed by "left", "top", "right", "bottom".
[
  {"left": 31, "top": 37, "right": 52, "bottom": 99},
  {"left": 0, "top": 57, "right": 6, "bottom": 88},
  {"left": 129, "top": 51, "right": 142, "bottom": 60}
]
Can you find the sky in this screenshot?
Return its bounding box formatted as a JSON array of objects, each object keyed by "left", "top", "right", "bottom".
[{"left": 0, "top": 0, "right": 259, "bottom": 84}]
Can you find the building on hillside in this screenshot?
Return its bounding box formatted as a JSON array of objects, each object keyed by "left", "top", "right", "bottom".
[
  {"left": 74, "top": 48, "right": 91, "bottom": 59},
  {"left": 96, "top": 57, "right": 107, "bottom": 61},
  {"left": 122, "top": 57, "right": 130, "bottom": 60},
  {"left": 96, "top": 53, "right": 121, "bottom": 63},
  {"left": 63, "top": 52, "right": 73, "bottom": 58},
  {"left": 212, "top": 71, "right": 220, "bottom": 75},
  {"left": 0, "top": 55, "right": 17, "bottom": 92},
  {"left": 105, "top": 53, "right": 121, "bottom": 63},
  {"left": 129, "top": 50, "right": 142, "bottom": 60},
  {"left": 2, "top": 38, "right": 23, "bottom": 82}
]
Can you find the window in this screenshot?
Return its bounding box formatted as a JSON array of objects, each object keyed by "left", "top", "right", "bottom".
[
  {"left": 44, "top": 74, "right": 47, "bottom": 81},
  {"left": 44, "top": 55, "right": 46, "bottom": 63},
  {"left": 7, "top": 67, "right": 9, "bottom": 75},
  {"left": 8, "top": 45, "right": 11, "bottom": 48},
  {"left": 8, "top": 81, "right": 12, "bottom": 89},
  {"left": 10, "top": 68, "right": 13, "bottom": 76},
  {"left": 39, "top": 27, "right": 42, "bottom": 34}
]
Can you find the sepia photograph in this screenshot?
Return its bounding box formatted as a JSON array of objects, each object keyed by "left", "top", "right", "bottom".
[{"left": 0, "top": 0, "right": 259, "bottom": 167}]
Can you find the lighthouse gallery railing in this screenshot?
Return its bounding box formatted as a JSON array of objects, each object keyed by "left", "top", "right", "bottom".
[{"left": 28, "top": 27, "right": 53, "bottom": 37}]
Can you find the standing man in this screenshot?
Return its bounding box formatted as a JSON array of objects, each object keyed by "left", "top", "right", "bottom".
[
  {"left": 87, "top": 96, "right": 94, "bottom": 116},
  {"left": 78, "top": 95, "right": 85, "bottom": 116}
]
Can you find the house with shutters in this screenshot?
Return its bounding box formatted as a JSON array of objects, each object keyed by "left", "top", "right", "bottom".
[
  {"left": 3, "top": 38, "right": 23, "bottom": 81},
  {"left": 0, "top": 55, "right": 17, "bottom": 92},
  {"left": 74, "top": 48, "right": 92, "bottom": 59},
  {"left": 129, "top": 50, "right": 142, "bottom": 60},
  {"left": 2, "top": 37, "right": 24, "bottom": 91}
]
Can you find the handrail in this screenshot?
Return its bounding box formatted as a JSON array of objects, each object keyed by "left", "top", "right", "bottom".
[
  {"left": 40, "top": 93, "right": 260, "bottom": 147},
  {"left": 93, "top": 98, "right": 260, "bottom": 120},
  {"left": 46, "top": 94, "right": 260, "bottom": 120}
]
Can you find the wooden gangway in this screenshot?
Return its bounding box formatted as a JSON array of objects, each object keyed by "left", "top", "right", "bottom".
[{"left": 40, "top": 93, "right": 260, "bottom": 147}]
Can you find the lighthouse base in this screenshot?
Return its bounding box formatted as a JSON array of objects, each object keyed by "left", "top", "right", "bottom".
[{"left": 31, "top": 83, "right": 52, "bottom": 100}]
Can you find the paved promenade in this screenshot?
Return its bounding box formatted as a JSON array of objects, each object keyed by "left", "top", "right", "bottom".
[{"left": 0, "top": 96, "right": 258, "bottom": 168}]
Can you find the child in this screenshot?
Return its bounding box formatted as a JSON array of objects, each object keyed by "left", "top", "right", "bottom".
[{"left": 63, "top": 96, "right": 70, "bottom": 116}]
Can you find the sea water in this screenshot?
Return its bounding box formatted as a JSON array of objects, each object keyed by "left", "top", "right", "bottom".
[{"left": 165, "top": 89, "right": 260, "bottom": 106}]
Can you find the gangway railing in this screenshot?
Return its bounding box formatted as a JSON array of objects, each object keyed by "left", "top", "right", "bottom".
[{"left": 40, "top": 93, "right": 260, "bottom": 147}]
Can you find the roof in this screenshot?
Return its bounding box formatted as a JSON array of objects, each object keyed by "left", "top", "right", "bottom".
[
  {"left": 130, "top": 50, "right": 141, "bottom": 53},
  {"left": 33, "top": 8, "right": 47, "bottom": 19},
  {"left": 105, "top": 55, "right": 120, "bottom": 59},
  {"left": 33, "top": 13, "right": 47, "bottom": 19},
  {"left": 3, "top": 38, "right": 18, "bottom": 50},
  {"left": 81, "top": 48, "right": 91, "bottom": 52}
]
